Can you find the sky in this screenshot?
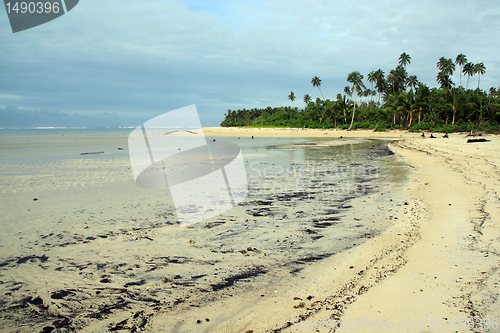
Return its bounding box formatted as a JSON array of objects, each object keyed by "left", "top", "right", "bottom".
[{"left": 0, "top": 0, "right": 499, "bottom": 128}]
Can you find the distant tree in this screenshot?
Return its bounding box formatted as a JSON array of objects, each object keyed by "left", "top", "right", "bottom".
[
  {"left": 374, "top": 69, "right": 386, "bottom": 104},
  {"left": 331, "top": 102, "right": 342, "bottom": 127},
  {"left": 303, "top": 94, "right": 311, "bottom": 106},
  {"left": 367, "top": 71, "right": 376, "bottom": 102},
  {"left": 474, "top": 62, "right": 486, "bottom": 90},
  {"left": 437, "top": 57, "right": 455, "bottom": 76},
  {"left": 358, "top": 88, "right": 364, "bottom": 104},
  {"left": 437, "top": 71, "right": 454, "bottom": 89},
  {"left": 415, "top": 83, "right": 430, "bottom": 124},
  {"left": 336, "top": 93, "right": 351, "bottom": 124},
  {"left": 406, "top": 75, "right": 419, "bottom": 93},
  {"left": 347, "top": 71, "right": 366, "bottom": 130},
  {"left": 447, "top": 87, "right": 463, "bottom": 125},
  {"left": 437, "top": 57, "right": 455, "bottom": 89},
  {"left": 463, "top": 62, "right": 475, "bottom": 90},
  {"left": 387, "top": 71, "right": 396, "bottom": 94},
  {"left": 344, "top": 86, "right": 352, "bottom": 97},
  {"left": 288, "top": 91, "right": 296, "bottom": 108},
  {"left": 401, "top": 90, "right": 417, "bottom": 126},
  {"left": 488, "top": 87, "right": 497, "bottom": 116},
  {"left": 455, "top": 54, "right": 467, "bottom": 88},
  {"left": 311, "top": 76, "right": 324, "bottom": 100},
  {"left": 399, "top": 52, "right": 411, "bottom": 69}
]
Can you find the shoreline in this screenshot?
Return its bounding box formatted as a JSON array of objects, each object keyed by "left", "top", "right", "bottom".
[
  {"left": 201, "top": 126, "right": 485, "bottom": 139},
  {"left": 202, "top": 127, "right": 420, "bottom": 139}
]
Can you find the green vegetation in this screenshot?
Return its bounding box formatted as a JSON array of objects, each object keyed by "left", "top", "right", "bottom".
[{"left": 220, "top": 54, "right": 500, "bottom": 133}]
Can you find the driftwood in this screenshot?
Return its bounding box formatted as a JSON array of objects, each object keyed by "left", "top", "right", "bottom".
[
  {"left": 80, "top": 151, "right": 105, "bottom": 155},
  {"left": 467, "top": 139, "right": 490, "bottom": 143}
]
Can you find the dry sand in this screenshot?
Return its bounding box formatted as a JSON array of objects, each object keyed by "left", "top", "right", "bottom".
[
  {"left": 144, "top": 128, "right": 500, "bottom": 332},
  {"left": 202, "top": 127, "right": 420, "bottom": 139}
]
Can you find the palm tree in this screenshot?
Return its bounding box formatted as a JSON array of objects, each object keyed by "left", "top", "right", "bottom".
[
  {"left": 358, "top": 88, "right": 364, "bottom": 104},
  {"left": 437, "top": 57, "right": 455, "bottom": 76},
  {"left": 336, "top": 93, "right": 351, "bottom": 124},
  {"left": 385, "top": 93, "right": 400, "bottom": 125},
  {"left": 474, "top": 62, "right": 486, "bottom": 90},
  {"left": 455, "top": 54, "right": 467, "bottom": 88},
  {"left": 415, "top": 83, "right": 430, "bottom": 124},
  {"left": 463, "top": 62, "right": 475, "bottom": 90},
  {"left": 437, "top": 57, "right": 455, "bottom": 89},
  {"left": 303, "top": 94, "right": 311, "bottom": 106},
  {"left": 374, "top": 69, "right": 386, "bottom": 104},
  {"left": 331, "top": 102, "right": 343, "bottom": 127},
  {"left": 399, "top": 52, "right": 411, "bottom": 69},
  {"left": 448, "top": 88, "right": 462, "bottom": 125},
  {"left": 344, "top": 86, "right": 352, "bottom": 97},
  {"left": 347, "top": 71, "right": 366, "bottom": 130},
  {"left": 436, "top": 71, "right": 454, "bottom": 89},
  {"left": 406, "top": 75, "right": 419, "bottom": 92},
  {"left": 367, "top": 71, "right": 376, "bottom": 102},
  {"left": 311, "top": 76, "right": 324, "bottom": 100},
  {"left": 387, "top": 71, "right": 396, "bottom": 94},
  {"left": 488, "top": 87, "right": 497, "bottom": 116},
  {"left": 398, "top": 90, "right": 417, "bottom": 126},
  {"left": 288, "top": 91, "right": 296, "bottom": 108}
]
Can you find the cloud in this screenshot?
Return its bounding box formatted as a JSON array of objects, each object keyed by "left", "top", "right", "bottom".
[
  {"left": 0, "top": 0, "right": 499, "bottom": 127},
  {"left": 0, "top": 106, "right": 128, "bottom": 128}
]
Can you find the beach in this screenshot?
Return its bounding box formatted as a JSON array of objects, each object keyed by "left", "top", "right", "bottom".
[
  {"left": 191, "top": 128, "right": 500, "bottom": 333},
  {"left": 189, "top": 128, "right": 499, "bottom": 333},
  {"left": 0, "top": 128, "right": 498, "bottom": 332}
]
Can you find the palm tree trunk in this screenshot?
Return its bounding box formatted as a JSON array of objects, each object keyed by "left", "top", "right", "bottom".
[
  {"left": 418, "top": 111, "right": 421, "bottom": 124},
  {"left": 459, "top": 65, "right": 462, "bottom": 87},
  {"left": 318, "top": 87, "right": 324, "bottom": 100},
  {"left": 348, "top": 86, "right": 357, "bottom": 130},
  {"left": 466, "top": 75, "right": 470, "bottom": 90},
  {"left": 478, "top": 74, "right": 481, "bottom": 90}
]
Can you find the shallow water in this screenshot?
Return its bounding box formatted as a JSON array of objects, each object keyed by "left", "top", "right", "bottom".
[{"left": 0, "top": 129, "right": 408, "bottom": 331}]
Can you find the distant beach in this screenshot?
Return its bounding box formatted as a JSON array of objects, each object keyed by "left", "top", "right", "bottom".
[{"left": 0, "top": 128, "right": 498, "bottom": 332}]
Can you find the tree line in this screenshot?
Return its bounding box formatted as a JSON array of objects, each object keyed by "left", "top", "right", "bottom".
[{"left": 221, "top": 53, "right": 500, "bottom": 132}]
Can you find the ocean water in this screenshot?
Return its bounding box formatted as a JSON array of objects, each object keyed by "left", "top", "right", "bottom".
[{"left": 0, "top": 128, "right": 408, "bottom": 331}]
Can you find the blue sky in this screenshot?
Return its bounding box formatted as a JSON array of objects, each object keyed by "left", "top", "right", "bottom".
[{"left": 0, "top": 0, "right": 499, "bottom": 127}]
